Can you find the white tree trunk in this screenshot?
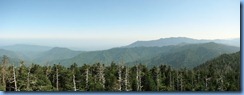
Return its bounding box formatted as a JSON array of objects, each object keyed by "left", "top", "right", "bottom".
[
  {"left": 13, "top": 66, "right": 17, "bottom": 91},
  {"left": 191, "top": 71, "right": 194, "bottom": 91},
  {"left": 98, "top": 64, "right": 105, "bottom": 89},
  {"left": 27, "top": 67, "right": 31, "bottom": 91},
  {"left": 73, "top": 74, "right": 76, "bottom": 91},
  {"left": 85, "top": 67, "right": 89, "bottom": 91},
  {"left": 157, "top": 67, "right": 160, "bottom": 91},
  {"left": 169, "top": 70, "right": 172, "bottom": 90},
  {"left": 180, "top": 73, "right": 183, "bottom": 91},
  {"left": 124, "top": 66, "right": 129, "bottom": 91},
  {"left": 1, "top": 56, "right": 8, "bottom": 91},
  {"left": 118, "top": 65, "right": 122, "bottom": 91},
  {"left": 56, "top": 66, "right": 59, "bottom": 91},
  {"left": 136, "top": 65, "right": 141, "bottom": 91}
]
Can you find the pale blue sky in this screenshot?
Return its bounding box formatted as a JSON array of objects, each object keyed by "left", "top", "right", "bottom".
[{"left": 0, "top": 0, "right": 240, "bottom": 50}]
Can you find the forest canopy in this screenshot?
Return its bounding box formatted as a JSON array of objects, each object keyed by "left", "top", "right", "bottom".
[{"left": 0, "top": 51, "right": 240, "bottom": 91}]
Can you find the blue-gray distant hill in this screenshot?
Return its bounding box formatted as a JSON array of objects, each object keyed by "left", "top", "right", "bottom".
[
  {"left": 33, "top": 47, "right": 83, "bottom": 64},
  {"left": 0, "top": 45, "right": 83, "bottom": 65},
  {"left": 0, "top": 49, "right": 24, "bottom": 59},
  {"left": 0, "top": 37, "right": 240, "bottom": 68},
  {"left": 1, "top": 44, "right": 52, "bottom": 60},
  {"left": 53, "top": 42, "right": 239, "bottom": 68},
  {"left": 0, "top": 49, "right": 29, "bottom": 66},
  {"left": 126, "top": 37, "right": 240, "bottom": 47}
]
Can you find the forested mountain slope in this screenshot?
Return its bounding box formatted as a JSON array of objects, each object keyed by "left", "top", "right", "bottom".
[
  {"left": 53, "top": 46, "right": 173, "bottom": 67},
  {"left": 33, "top": 47, "right": 82, "bottom": 64},
  {"left": 54, "top": 42, "right": 239, "bottom": 68},
  {"left": 193, "top": 51, "right": 240, "bottom": 91},
  {"left": 137, "top": 42, "right": 239, "bottom": 69},
  {"left": 0, "top": 51, "right": 240, "bottom": 91}
]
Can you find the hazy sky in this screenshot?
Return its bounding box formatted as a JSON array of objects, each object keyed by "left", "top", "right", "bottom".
[{"left": 0, "top": 0, "right": 240, "bottom": 50}]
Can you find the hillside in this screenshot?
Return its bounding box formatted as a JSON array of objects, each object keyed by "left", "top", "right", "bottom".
[
  {"left": 54, "top": 42, "right": 239, "bottom": 68},
  {"left": 53, "top": 46, "right": 173, "bottom": 67},
  {"left": 0, "top": 49, "right": 25, "bottom": 60},
  {"left": 193, "top": 51, "right": 240, "bottom": 90},
  {"left": 33, "top": 47, "right": 83, "bottom": 64},
  {"left": 194, "top": 51, "right": 240, "bottom": 72},
  {"left": 138, "top": 42, "right": 240, "bottom": 69},
  {"left": 0, "top": 49, "right": 29, "bottom": 66},
  {"left": 0, "top": 44, "right": 52, "bottom": 60},
  {"left": 126, "top": 37, "right": 240, "bottom": 47}
]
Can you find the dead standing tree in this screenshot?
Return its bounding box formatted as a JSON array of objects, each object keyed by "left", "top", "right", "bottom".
[
  {"left": 96, "top": 63, "right": 105, "bottom": 90},
  {"left": 72, "top": 69, "right": 77, "bottom": 91},
  {"left": 12, "top": 65, "right": 17, "bottom": 91},
  {"left": 27, "top": 66, "right": 32, "bottom": 91},
  {"left": 117, "top": 64, "right": 122, "bottom": 91},
  {"left": 136, "top": 64, "right": 142, "bottom": 91},
  {"left": 1, "top": 55, "right": 9, "bottom": 91},
  {"left": 156, "top": 66, "right": 160, "bottom": 91},
  {"left": 56, "top": 64, "right": 59, "bottom": 91},
  {"left": 85, "top": 66, "right": 89, "bottom": 91}
]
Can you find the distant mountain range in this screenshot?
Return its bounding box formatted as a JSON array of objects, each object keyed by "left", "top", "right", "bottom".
[
  {"left": 126, "top": 37, "right": 240, "bottom": 47},
  {"left": 56, "top": 42, "right": 239, "bottom": 68},
  {"left": 134, "top": 42, "right": 239, "bottom": 69},
  {"left": 1, "top": 44, "right": 52, "bottom": 61},
  {"left": 0, "top": 45, "right": 82, "bottom": 65},
  {"left": 0, "top": 37, "right": 240, "bottom": 69},
  {"left": 33, "top": 47, "right": 82, "bottom": 64}
]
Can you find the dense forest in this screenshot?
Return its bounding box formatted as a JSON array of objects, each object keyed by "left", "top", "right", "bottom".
[{"left": 0, "top": 51, "right": 240, "bottom": 91}]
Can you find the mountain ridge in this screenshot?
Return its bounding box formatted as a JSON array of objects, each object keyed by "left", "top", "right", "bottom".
[
  {"left": 126, "top": 37, "right": 240, "bottom": 48},
  {"left": 0, "top": 37, "right": 240, "bottom": 69},
  {"left": 53, "top": 42, "right": 239, "bottom": 68}
]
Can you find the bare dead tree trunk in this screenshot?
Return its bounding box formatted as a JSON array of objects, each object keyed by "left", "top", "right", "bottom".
[
  {"left": 205, "top": 77, "right": 207, "bottom": 91},
  {"left": 176, "top": 71, "right": 179, "bottom": 91},
  {"left": 1, "top": 67, "right": 6, "bottom": 90},
  {"left": 73, "top": 74, "right": 76, "bottom": 91},
  {"left": 85, "top": 67, "right": 89, "bottom": 91},
  {"left": 12, "top": 66, "right": 17, "bottom": 91},
  {"left": 124, "top": 66, "right": 129, "bottom": 91},
  {"left": 136, "top": 65, "right": 141, "bottom": 91},
  {"left": 1, "top": 55, "right": 8, "bottom": 91},
  {"left": 45, "top": 64, "right": 51, "bottom": 77},
  {"left": 27, "top": 67, "right": 31, "bottom": 91},
  {"left": 217, "top": 75, "right": 224, "bottom": 91},
  {"left": 56, "top": 65, "right": 59, "bottom": 91},
  {"left": 197, "top": 72, "right": 200, "bottom": 84},
  {"left": 102, "top": 65, "right": 105, "bottom": 89},
  {"left": 169, "top": 70, "right": 172, "bottom": 90},
  {"left": 156, "top": 67, "right": 160, "bottom": 91},
  {"left": 136, "top": 65, "right": 139, "bottom": 91},
  {"left": 172, "top": 75, "right": 175, "bottom": 91},
  {"left": 180, "top": 73, "right": 183, "bottom": 91},
  {"left": 205, "top": 77, "right": 210, "bottom": 91},
  {"left": 118, "top": 64, "right": 122, "bottom": 91},
  {"left": 220, "top": 76, "right": 224, "bottom": 91},
  {"left": 191, "top": 70, "right": 194, "bottom": 91},
  {"left": 98, "top": 64, "right": 105, "bottom": 89},
  {"left": 72, "top": 68, "right": 77, "bottom": 91}
]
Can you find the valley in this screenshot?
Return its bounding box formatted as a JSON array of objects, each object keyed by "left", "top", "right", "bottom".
[{"left": 0, "top": 37, "right": 240, "bottom": 91}]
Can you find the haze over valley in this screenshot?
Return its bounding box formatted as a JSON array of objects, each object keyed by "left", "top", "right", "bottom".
[{"left": 0, "top": 37, "right": 240, "bottom": 68}]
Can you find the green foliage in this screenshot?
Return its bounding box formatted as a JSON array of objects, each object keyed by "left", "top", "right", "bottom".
[{"left": 0, "top": 51, "right": 240, "bottom": 91}]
